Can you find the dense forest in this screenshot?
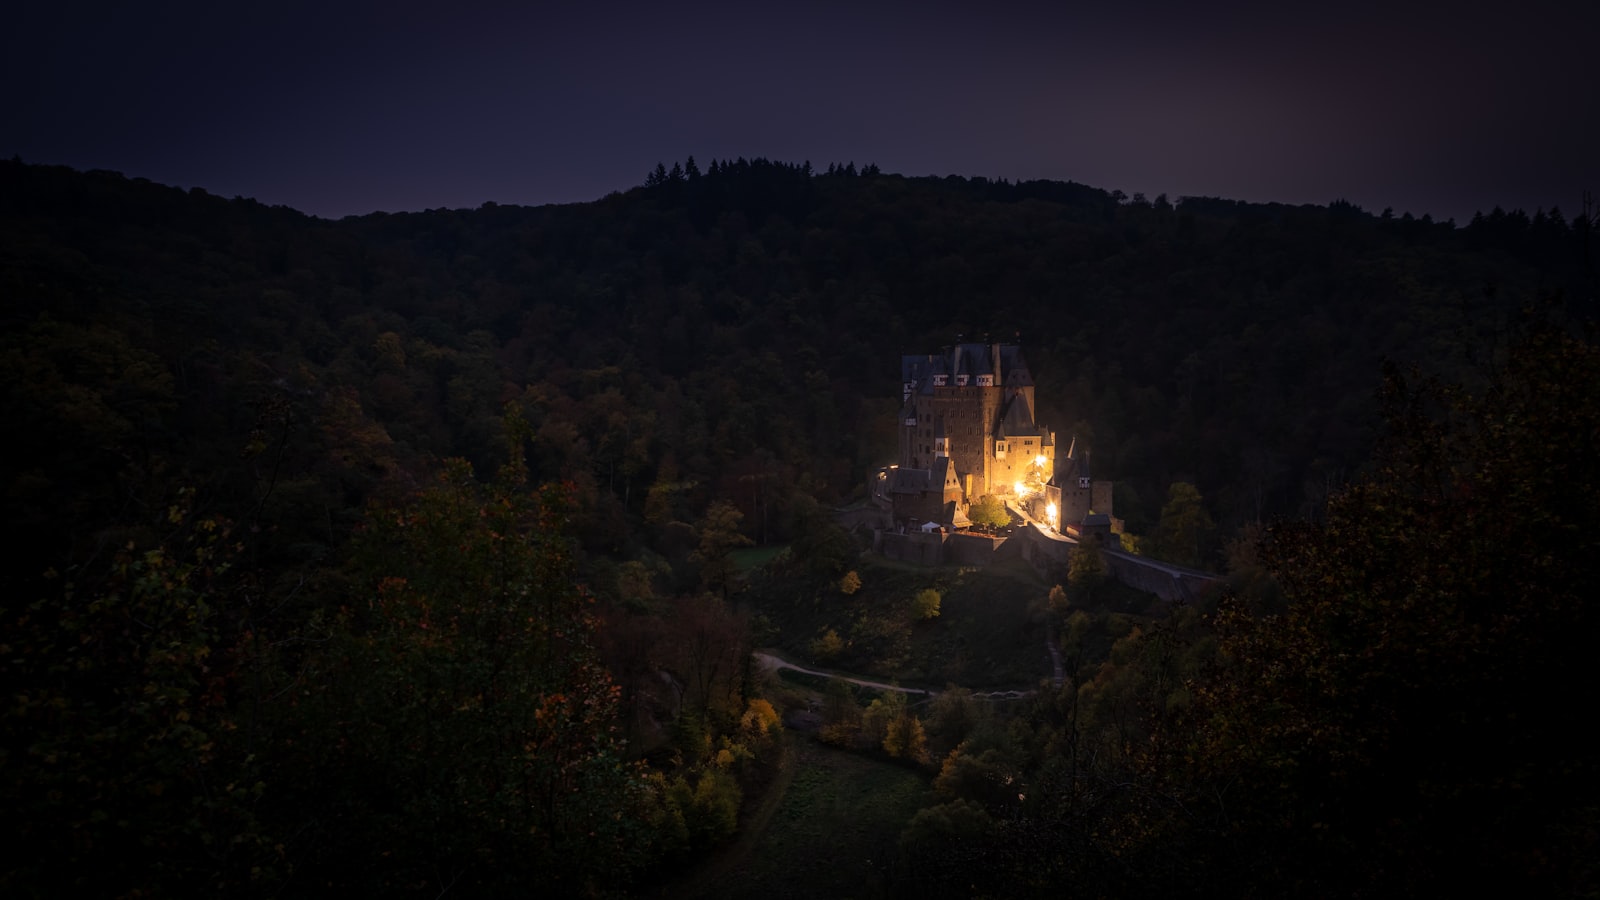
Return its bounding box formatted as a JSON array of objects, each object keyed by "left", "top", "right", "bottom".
[{"left": 2, "top": 157, "right": 1596, "bottom": 897}]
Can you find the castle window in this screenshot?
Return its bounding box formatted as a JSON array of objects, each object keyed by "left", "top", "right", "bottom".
[
  {"left": 976, "top": 374, "right": 994, "bottom": 386},
  {"left": 956, "top": 374, "right": 970, "bottom": 387}
]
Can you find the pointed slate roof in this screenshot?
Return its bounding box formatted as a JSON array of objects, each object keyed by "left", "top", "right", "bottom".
[
  {"left": 902, "top": 342, "right": 1033, "bottom": 394},
  {"left": 995, "top": 393, "right": 1041, "bottom": 438},
  {"left": 999, "top": 344, "right": 1033, "bottom": 386},
  {"left": 1049, "top": 437, "right": 1086, "bottom": 486},
  {"left": 888, "top": 466, "right": 934, "bottom": 494},
  {"left": 888, "top": 458, "right": 961, "bottom": 496}
]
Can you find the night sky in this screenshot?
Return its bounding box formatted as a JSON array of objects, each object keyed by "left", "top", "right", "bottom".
[{"left": 6, "top": 0, "right": 1596, "bottom": 223}]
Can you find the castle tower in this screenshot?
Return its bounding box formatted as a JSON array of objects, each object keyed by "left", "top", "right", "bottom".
[{"left": 898, "top": 339, "right": 1056, "bottom": 509}]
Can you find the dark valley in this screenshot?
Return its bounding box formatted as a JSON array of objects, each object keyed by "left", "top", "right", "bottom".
[{"left": 2, "top": 157, "right": 1596, "bottom": 898}]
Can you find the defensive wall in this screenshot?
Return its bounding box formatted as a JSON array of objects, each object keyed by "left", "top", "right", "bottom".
[
  {"left": 1008, "top": 526, "right": 1219, "bottom": 605},
  {"left": 1101, "top": 548, "right": 1218, "bottom": 605},
  {"left": 875, "top": 523, "right": 1219, "bottom": 606},
  {"left": 875, "top": 530, "right": 999, "bottom": 567}
]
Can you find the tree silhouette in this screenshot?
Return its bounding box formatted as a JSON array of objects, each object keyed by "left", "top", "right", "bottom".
[{"left": 1172, "top": 317, "right": 1600, "bottom": 896}]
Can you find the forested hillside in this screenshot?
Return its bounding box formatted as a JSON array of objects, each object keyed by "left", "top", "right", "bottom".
[
  {"left": 2, "top": 158, "right": 1595, "bottom": 896},
  {"left": 5, "top": 158, "right": 1591, "bottom": 554}
]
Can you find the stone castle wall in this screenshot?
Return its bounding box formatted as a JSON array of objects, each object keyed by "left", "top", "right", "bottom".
[
  {"left": 876, "top": 530, "right": 999, "bottom": 567},
  {"left": 877, "top": 531, "right": 946, "bottom": 566},
  {"left": 944, "top": 533, "right": 999, "bottom": 566}
]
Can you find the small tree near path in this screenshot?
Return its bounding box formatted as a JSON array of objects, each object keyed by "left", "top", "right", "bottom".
[{"left": 811, "top": 628, "right": 845, "bottom": 661}]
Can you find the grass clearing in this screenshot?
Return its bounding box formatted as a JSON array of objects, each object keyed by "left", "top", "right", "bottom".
[
  {"left": 730, "top": 544, "right": 790, "bottom": 573},
  {"left": 689, "top": 738, "right": 935, "bottom": 899},
  {"left": 742, "top": 555, "right": 1052, "bottom": 688}
]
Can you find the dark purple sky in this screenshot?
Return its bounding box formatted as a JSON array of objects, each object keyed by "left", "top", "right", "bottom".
[{"left": 6, "top": 1, "right": 1595, "bottom": 223}]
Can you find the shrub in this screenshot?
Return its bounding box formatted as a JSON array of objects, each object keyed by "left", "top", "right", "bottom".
[
  {"left": 969, "top": 495, "right": 1009, "bottom": 528},
  {"left": 811, "top": 628, "right": 844, "bottom": 660},
  {"left": 839, "top": 570, "right": 862, "bottom": 595}
]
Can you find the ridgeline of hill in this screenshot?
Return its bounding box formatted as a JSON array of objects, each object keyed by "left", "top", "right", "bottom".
[
  {"left": 5, "top": 157, "right": 1593, "bottom": 567},
  {"left": 3, "top": 158, "right": 1596, "bottom": 897}
]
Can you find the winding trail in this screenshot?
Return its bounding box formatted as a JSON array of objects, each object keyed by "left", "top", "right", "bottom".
[
  {"left": 752, "top": 650, "right": 1036, "bottom": 701},
  {"left": 662, "top": 653, "right": 1041, "bottom": 894},
  {"left": 660, "top": 734, "right": 801, "bottom": 900}
]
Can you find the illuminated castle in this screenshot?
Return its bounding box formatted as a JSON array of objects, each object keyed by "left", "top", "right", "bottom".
[
  {"left": 885, "top": 341, "right": 1051, "bottom": 525},
  {"left": 886, "top": 340, "right": 1112, "bottom": 534}
]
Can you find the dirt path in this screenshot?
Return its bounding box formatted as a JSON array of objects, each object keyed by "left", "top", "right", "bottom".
[
  {"left": 752, "top": 651, "right": 934, "bottom": 696},
  {"left": 659, "top": 735, "right": 801, "bottom": 900},
  {"left": 753, "top": 650, "right": 1035, "bottom": 701},
  {"left": 658, "top": 657, "right": 1037, "bottom": 897}
]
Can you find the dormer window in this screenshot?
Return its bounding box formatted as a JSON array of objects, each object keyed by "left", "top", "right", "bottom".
[
  {"left": 933, "top": 374, "right": 948, "bottom": 387},
  {"left": 956, "top": 374, "right": 969, "bottom": 387},
  {"left": 976, "top": 374, "right": 994, "bottom": 387},
  {"left": 1079, "top": 476, "right": 1091, "bottom": 489}
]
